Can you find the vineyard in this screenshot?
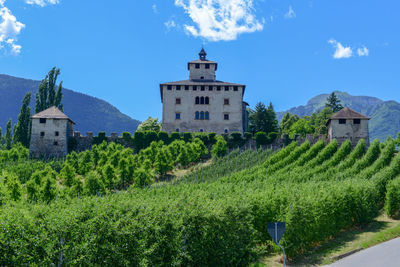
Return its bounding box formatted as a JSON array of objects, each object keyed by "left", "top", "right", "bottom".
[{"left": 1, "top": 137, "right": 400, "bottom": 266}]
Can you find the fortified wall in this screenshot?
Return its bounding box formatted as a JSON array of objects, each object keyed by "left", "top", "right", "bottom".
[{"left": 69, "top": 131, "right": 328, "bottom": 154}]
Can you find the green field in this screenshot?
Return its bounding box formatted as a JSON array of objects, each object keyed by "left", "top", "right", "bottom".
[{"left": 1, "top": 137, "right": 400, "bottom": 266}]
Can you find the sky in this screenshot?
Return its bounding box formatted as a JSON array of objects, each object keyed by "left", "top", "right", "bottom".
[{"left": 0, "top": 0, "right": 399, "bottom": 121}]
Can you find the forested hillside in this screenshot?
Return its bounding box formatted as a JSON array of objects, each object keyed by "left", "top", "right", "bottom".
[
  {"left": 277, "top": 91, "right": 400, "bottom": 141},
  {"left": 1, "top": 135, "right": 400, "bottom": 265},
  {"left": 0, "top": 74, "right": 140, "bottom": 134}
]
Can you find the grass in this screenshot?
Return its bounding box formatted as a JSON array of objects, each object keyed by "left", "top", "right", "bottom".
[{"left": 254, "top": 212, "right": 400, "bottom": 267}]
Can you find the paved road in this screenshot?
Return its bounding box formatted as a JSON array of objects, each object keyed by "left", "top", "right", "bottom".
[{"left": 325, "top": 237, "right": 400, "bottom": 267}]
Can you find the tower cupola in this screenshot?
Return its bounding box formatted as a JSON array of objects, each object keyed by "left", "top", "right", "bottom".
[{"left": 188, "top": 48, "right": 217, "bottom": 81}]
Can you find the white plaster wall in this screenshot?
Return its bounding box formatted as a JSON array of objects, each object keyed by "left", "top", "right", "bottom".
[
  {"left": 162, "top": 85, "right": 244, "bottom": 134},
  {"left": 30, "top": 118, "right": 69, "bottom": 157}
]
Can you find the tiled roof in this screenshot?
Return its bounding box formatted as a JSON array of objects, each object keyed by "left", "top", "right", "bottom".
[
  {"left": 32, "top": 106, "right": 75, "bottom": 124},
  {"left": 330, "top": 107, "right": 370, "bottom": 119},
  {"left": 160, "top": 79, "right": 244, "bottom": 86}
]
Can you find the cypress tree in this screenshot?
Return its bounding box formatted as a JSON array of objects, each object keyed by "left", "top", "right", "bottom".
[
  {"left": 5, "top": 119, "right": 12, "bottom": 149},
  {"left": 35, "top": 67, "right": 63, "bottom": 113},
  {"left": 13, "top": 92, "right": 32, "bottom": 147}
]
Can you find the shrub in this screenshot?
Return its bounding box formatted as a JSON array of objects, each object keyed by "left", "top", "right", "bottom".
[
  {"left": 244, "top": 132, "right": 252, "bottom": 141},
  {"left": 158, "top": 131, "right": 169, "bottom": 144},
  {"left": 170, "top": 132, "right": 181, "bottom": 142},
  {"left": 93, "top": 132, "right": 107, "bottom": 145},
  {"left": 229, "top": 132, "right": 245, "bottom": 148},
  {"left": 133, "top": 131, "right": 145, "bottom": 152},
  {"left": 211, "top": 136, "right": 228, "bottom": 158},
  {"left": 267, "top": 132, "right": 279, "bottom": 144},
  {"left": 385, "top": 176, "right": 400, "bottom": 217},
  {"left": 255, "top": 132, "right": 268, "bottom": 147},
  {"left": 183, "top": 132, "right": 193, "bottom": 143}
]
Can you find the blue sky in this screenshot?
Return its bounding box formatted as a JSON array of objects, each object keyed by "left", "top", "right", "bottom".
[{"left": 0, "top": 0, "right": 399, "bottom": 121}]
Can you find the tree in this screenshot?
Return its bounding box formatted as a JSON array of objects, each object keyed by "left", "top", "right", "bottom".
[
  {"left": 155, "top": 147, "right": 173, "bottom": 175},
  {"left": 266, "top": 102, "right": 279, "bottom": 133},
  {"left": 6, "top": 174, "right": 21, "bottom": 201},
  {"left": 280, "top": 113, "right": 299, "bottom": 135},
  {"left": 325, "top": 92, "right": 343, "bottom": 113},
  {"left": 255, "top": 132, "right": 268, "bottom": 147},
  {"left": 41, "top": 176, "right": 57, "bottom": 203},
  {"left": 133, "top": 168, "right": 154, "bottom": 188},
  {"left": 102, "top": 164, "right": 115, "bottom": 190},
  {"left": 35, "top": 67, "right": 63, "bottom": 113},
  {"left": 84, "top": 171, "right": 104, "bottom": 196},
  {"left": 211, "top": 136, "right": 228, "bottom": 158},
  {"left": 249, "top": 102, "right": 279, "bottom": 134},
  {"left": 5, "top": 119, "right": 13, "bottom": 149},
  {"left": 60, "top": 163, "right": 76, "bottom": 187},
  {"left": 137, "top": 117, "right": 161, "bottom": 132},
  {"left": 13, "top": 92, "right": 32, "bottom": 147}
]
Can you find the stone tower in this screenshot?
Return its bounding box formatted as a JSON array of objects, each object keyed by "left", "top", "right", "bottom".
[
  {"left": 29, "top": 106, "right": 75, "bottom": 158},
  {"left": 327, "top": 107, "right": 370, "bottom": 147},
  {"left": 160, "top": 49, "right": 248, "bottom": 134}
]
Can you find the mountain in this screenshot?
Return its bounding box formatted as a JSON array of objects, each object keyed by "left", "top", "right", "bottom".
[
  {"left": 277, "top": 91, "right": 400, "bottom": 141},
  {"left": 0, "top": 74, "right": 140, "bottom": 135}
]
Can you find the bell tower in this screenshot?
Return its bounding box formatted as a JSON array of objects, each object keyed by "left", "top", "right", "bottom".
[{"left": 188, "top": 48, "right": 218, "bottom": 81}]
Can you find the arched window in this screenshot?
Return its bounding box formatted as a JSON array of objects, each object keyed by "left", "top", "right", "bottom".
[
  {"left": 200, "top": 97, "right": 205, "bottom": 104},
  {"left": 200, "top": 111, "right": 204, "bottom": 120},
  {"left": 195, "top": 97, "right": 199, "bottom": 105},
  {"left": 205, "top": 97, "right": 209, "bottom": 105},
  {"left": 205, "top": 111, "right": 209, "bottom": 120},
  {"left": 195, "top": 111, "right": 199, "bottom": 120}
]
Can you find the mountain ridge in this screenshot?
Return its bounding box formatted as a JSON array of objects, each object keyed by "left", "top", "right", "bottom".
[
  {"left": 277, "top": 91, "right": 400, "bottom": 141},
  {"left": 0, "top": 74, "right": 140, "bottom": 135}
]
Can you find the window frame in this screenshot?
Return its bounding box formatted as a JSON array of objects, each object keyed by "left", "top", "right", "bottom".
[
  {"left": 195, "top": 63, "right": 200, "bottom": 69},
  {"left": 55, "top": 131, "right": 59, "bottom": 137},
  {"left": 40, "top": 131, "right": 45, "bottom": 137},
  {"left": 175, "top": 113, "right": 181, "bottom": 120},
  {"left": 353, "top": 119, "right": 361, "bottom": 124},
  {"left": 205, "top": 63, "right": 210, "bottom": 69},
  {"left": 224, "top": 114, "right": 229, "bottom": 120},
  {"left": 224, "top": 98, "right": 230, "bottom": 105},
  {"left": 339, "top": 119, "right": 346, "bottom": 124},
  {"left": 39, "top": 118, "right": 46, "bottom": 124},
  {"left": 176, "top": 98, "right": 181, "bottom": 105},
  {"left": 167, "top": 85, "right": 172, "bottom": 90},
  {"left": 224, "top": 86, "right": 229, "bottom": 91}
]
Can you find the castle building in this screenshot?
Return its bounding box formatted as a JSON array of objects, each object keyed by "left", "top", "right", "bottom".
[
  {"left": 29, "top": 106, "right": 75, "bottom": 158},
  {"left": 327, "top": 107, "right": 370, "bottom": 147},
  {"left": 160, "top": 49, "right": 248, "bottom": 134}
]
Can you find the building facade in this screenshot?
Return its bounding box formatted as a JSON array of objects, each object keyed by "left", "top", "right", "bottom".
[
  {"left": 160, "top": 49, "right": 248, "bottom": 134},
  {"left": 29, "top": 106, "right": 75, "bottom": 158},
  {"left": 327, "top": 107, "right": 370, "bottom": 147}
]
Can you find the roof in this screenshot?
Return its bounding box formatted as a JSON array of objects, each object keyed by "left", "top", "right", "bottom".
[
  {"left": 330, "top": 107, "right": 370, "bottom": 120},
  {"left": 159, "top": 80, "right": 246, "bottom": 102},
  {"left": 32, "top": 106, "right": 75, "bottom": 124}
]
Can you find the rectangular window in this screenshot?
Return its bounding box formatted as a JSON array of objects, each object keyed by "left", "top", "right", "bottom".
[
  {"left": 208, "top": 86, "right": 213, "bottom": 91},
  {"left": 167, "top": 85, "right": 172, "bottom": 90},
  {"left": 224, "top": 86, "right": 229, "bottom": 91},
  {"left": 353, "top": 119, "right": 361, "bottom": 124},
  {"left": 39, "top": 118, "right": 46, "bottom": 124},
  {"left": 55, "top": 131, "right": 59, "bottom": 136},
  {"left": 53, "top": 141, "right": 58, "bottom": 146},
  {"left": 185, "top": 85, "right": 189, "bottom": 90},
  {"left": 224, "top": 98, "right": 230, "bottom": 105},
  {"left": 193, "top": 86, "right": 197, "bottom": 91},
  {"left": 176, "top": 85, "right": 181, "bottom": 90},
  {"left": 224, "top": 114, "right": 229, "bottom": 120},
  {"left": 176, "top": 98, "right": 181, "bottom": 104},
  {"left": 201, "top": 85, "right": 205, "bottom": 91},
  {"left": 195, "top": 63, "right": 200, "bottom": 69},
  {"left": 339, "top": 119, "right": 346, "bottom": 124},
  {"left": 40, "top": 132, "right": 45, "bottom": 137},
  {"left": 233, "top": 86, "right": 238, "bottom": 91},
  {"left": 176, "top": 113, "right": 181, "bottom": 120},
  {"left": 217, "top": 86, "right": 221, "bottom": 91},
  {"left": 205, "top": 64, "right": 210, "bottom": 69}
]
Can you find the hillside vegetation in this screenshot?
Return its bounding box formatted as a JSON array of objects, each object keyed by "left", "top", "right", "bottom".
[
  {"left": 1, "top": 137, "right": 400, "bottom": 266},
  {"left": 0, "top": 74, "right": 140, "bottom": 134},
  {"left": 277, "top": 91, "right": 400, "bottom": 141}
]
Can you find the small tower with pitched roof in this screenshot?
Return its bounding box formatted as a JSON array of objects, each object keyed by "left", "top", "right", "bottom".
[
  {"left": 29, "top": 106, "right": 75, "bottom": 158},
  {"left": 327, "top": 107, "right": 370, "bottom": 147}
]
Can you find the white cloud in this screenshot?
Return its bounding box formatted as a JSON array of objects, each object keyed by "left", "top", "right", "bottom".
[
  {"left": 357, "top": 46, "right": 369, "bottom": 57},
  {"left": 25, "top": 0, "right": 60, "bottom": 7},
  {"left": 284, "top": 6, "right": 296, "bottom": 19},
  {"left": 164, "top": 19, "right": 176, "bottom": 30},
  {"left": 174, "top": 0, "right": 263, "bottom": 41},
  {"left": 152, "top": 4, "right": 158, "bottom": 14},
  {"left": 328, "top": 39, "right": 352, "bottom": 59},
  {"left": 0, "top": 2, "right": 25, "bottom": 55}
]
